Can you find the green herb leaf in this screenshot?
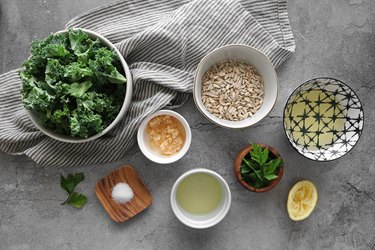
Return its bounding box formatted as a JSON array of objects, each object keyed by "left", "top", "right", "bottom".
[
  {"left": 250, "top": 144, "right": 269, "bottom": 165},
  {"left": 264, "top": 158, "right": 282, "bottom": 175},
  {"left": 60, "top": 172, "right": 87, "bottom": 209},
  {"left": 240, "top": 164, "right": 251, "bottom": 174},
  {"left": 71, "top": 172, "right": 85, "bottom": 186},
  {"left": 240, "top": 143, "right": 282, "bottom": 189},
  {"left": 60, "top": 172, "right": 85, "bottom": 194},
  {"left": 264, "top": 174, "right": 278, "bottom": 181},
  {"left": 242, "top": 157, "right": 262, "bottom": 180},
  {"left": 248, "top": 172, "right": 258, "bottom": 182},
  {"left": 60, "top": 175, "right": 75, "bottom": 194},
  {"left": 67, "top": 192, "right": 88, "bottom": 208}
]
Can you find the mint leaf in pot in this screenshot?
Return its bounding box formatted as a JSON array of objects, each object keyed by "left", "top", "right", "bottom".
[
  {"left": 240, "top": 164, "right": 251, "bottom": 174},
  {"left": 250, "top": 144, "right": 269, "bottom": 165},
  {"left": 263, "top": 158, "right": 282, "bottom": 175},
  {"left": 239, "top": 144, "right": 283, "bottom": 189},
  {"left": 20, "top": 28, "right": 126, "bottom": 138},
  {"left": 264, "top": 174, "right": 278, "bottom": 181}
]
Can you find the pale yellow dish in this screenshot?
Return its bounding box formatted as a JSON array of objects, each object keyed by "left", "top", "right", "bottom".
[
  {"left": 284, "top": 89, "right": 345, "bottom": 149},
  {"left": 176, "top": 173, "right": 222, "bottom": 214}
]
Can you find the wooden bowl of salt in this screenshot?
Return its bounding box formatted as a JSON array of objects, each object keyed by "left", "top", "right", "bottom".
[{"left": 95, "top": 165, "right": 152, "bottom": 223}]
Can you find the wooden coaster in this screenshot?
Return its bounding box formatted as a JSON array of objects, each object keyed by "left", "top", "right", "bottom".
[{"left": 95, "top": 165, "right": 152, "bottom": 223}]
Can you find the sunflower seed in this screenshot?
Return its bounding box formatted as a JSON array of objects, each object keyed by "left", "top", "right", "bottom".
[{"left": 201, "top": 60, "right": 264, "bottom": 121}]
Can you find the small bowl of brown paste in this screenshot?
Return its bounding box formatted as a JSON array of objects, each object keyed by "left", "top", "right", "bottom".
[{"left": 137, "top": 110, "right": 192, "bottom": 164}]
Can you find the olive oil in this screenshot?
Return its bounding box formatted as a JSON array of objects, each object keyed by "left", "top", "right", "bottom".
[
  {"left": 176, "top": 173, "right": 222, "bottom": 214},
  {"left": 285, "top": 89, "right": 345, "bottom": 148}
]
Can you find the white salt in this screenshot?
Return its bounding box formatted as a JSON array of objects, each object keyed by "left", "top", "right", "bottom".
[{"left": 112, "top": 182, "right": 134, "bottom": 204}]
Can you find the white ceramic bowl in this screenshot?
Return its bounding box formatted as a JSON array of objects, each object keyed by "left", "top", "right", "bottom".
[
  {"left": 137, "top": 110, "right": 192, "bottom": 164},
  {"left": 193, "top": 44, "right": 278, "bottom": 129},
  {"left": 25, "top": 28, "right": 133, "bottom": 143},
  {"left": 170, "top": 168, "right": 231, "bottom": 229}
]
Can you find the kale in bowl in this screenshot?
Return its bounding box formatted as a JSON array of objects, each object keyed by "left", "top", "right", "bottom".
[{"left": 20, "top": 29, "right": 127, "bottom": 139}]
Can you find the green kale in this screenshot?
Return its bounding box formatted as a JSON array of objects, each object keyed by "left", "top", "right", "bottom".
[{"left": 20, "top": 29, "right": 126, "bottom": 138}]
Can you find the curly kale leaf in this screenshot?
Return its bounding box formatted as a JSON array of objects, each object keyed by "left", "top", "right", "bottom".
[
  {"left": 88, "top": 47, "right": 126, "bottom": 84},
  {"left": 63, "top": 62, "right": 93, "bottom": 82},
  {"left": 22, "top": 85, "right": 55, "bottom": 110}
]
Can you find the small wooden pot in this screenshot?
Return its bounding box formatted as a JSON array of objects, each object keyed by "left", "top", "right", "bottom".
[{"left": 234, "top": 144, "right": 284, "bottom": 193}]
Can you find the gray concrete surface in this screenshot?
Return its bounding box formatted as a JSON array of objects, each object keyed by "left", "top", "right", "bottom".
[{"left": 0, "top": 0, "right": 374, "bottom": 249}]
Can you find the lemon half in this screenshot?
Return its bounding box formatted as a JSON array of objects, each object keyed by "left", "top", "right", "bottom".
[{"left": 287, "top": 180, "right": 318, "bottom": 221}]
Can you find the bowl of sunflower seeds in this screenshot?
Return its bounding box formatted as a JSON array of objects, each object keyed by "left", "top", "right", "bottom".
[{"left": 193, "top": 44, "right": 278, "bottom": 129}]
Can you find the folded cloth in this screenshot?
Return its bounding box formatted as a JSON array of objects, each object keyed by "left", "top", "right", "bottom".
[{"left": 0, "top": 0, "right": 295, "bottom": 167}]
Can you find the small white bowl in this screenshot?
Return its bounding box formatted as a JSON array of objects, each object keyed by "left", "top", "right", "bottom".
[
  {"left": 137, "top": 110, "right": 192, "bottom": 164},
  {"left": 170, "top": 168, "right": 231, "bottom": 229},
  {"left": 193, "top": 44, "right": 278, "bottom": 129},
  {"left": 25, "top": 28, "right": 133, "bottom": 143}
]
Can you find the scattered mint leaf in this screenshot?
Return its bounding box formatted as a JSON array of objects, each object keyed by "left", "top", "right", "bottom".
[
  {"left": 67, "top": 192, "right": 88, "bottom": 208},
  {"left": 60, "top": 172, "right": 84, "bottom": 192},
  {"left": 60, "top": 172, "right": 87, "bottom": 209},
  {"left": 71, "top": 172, "right": 85, "bottom": 186},
  {"left": 60, "top": 176, "right": 74, "bottom": 194}
]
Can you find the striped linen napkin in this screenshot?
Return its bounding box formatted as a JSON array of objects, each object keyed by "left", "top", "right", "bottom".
[{"left": 0, "top": 0, "right": 295, "bottom": 167}]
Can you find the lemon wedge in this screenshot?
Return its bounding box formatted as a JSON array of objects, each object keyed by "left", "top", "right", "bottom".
[{"left": 287, "top": 180, "right": 318, "bottom": 221}]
